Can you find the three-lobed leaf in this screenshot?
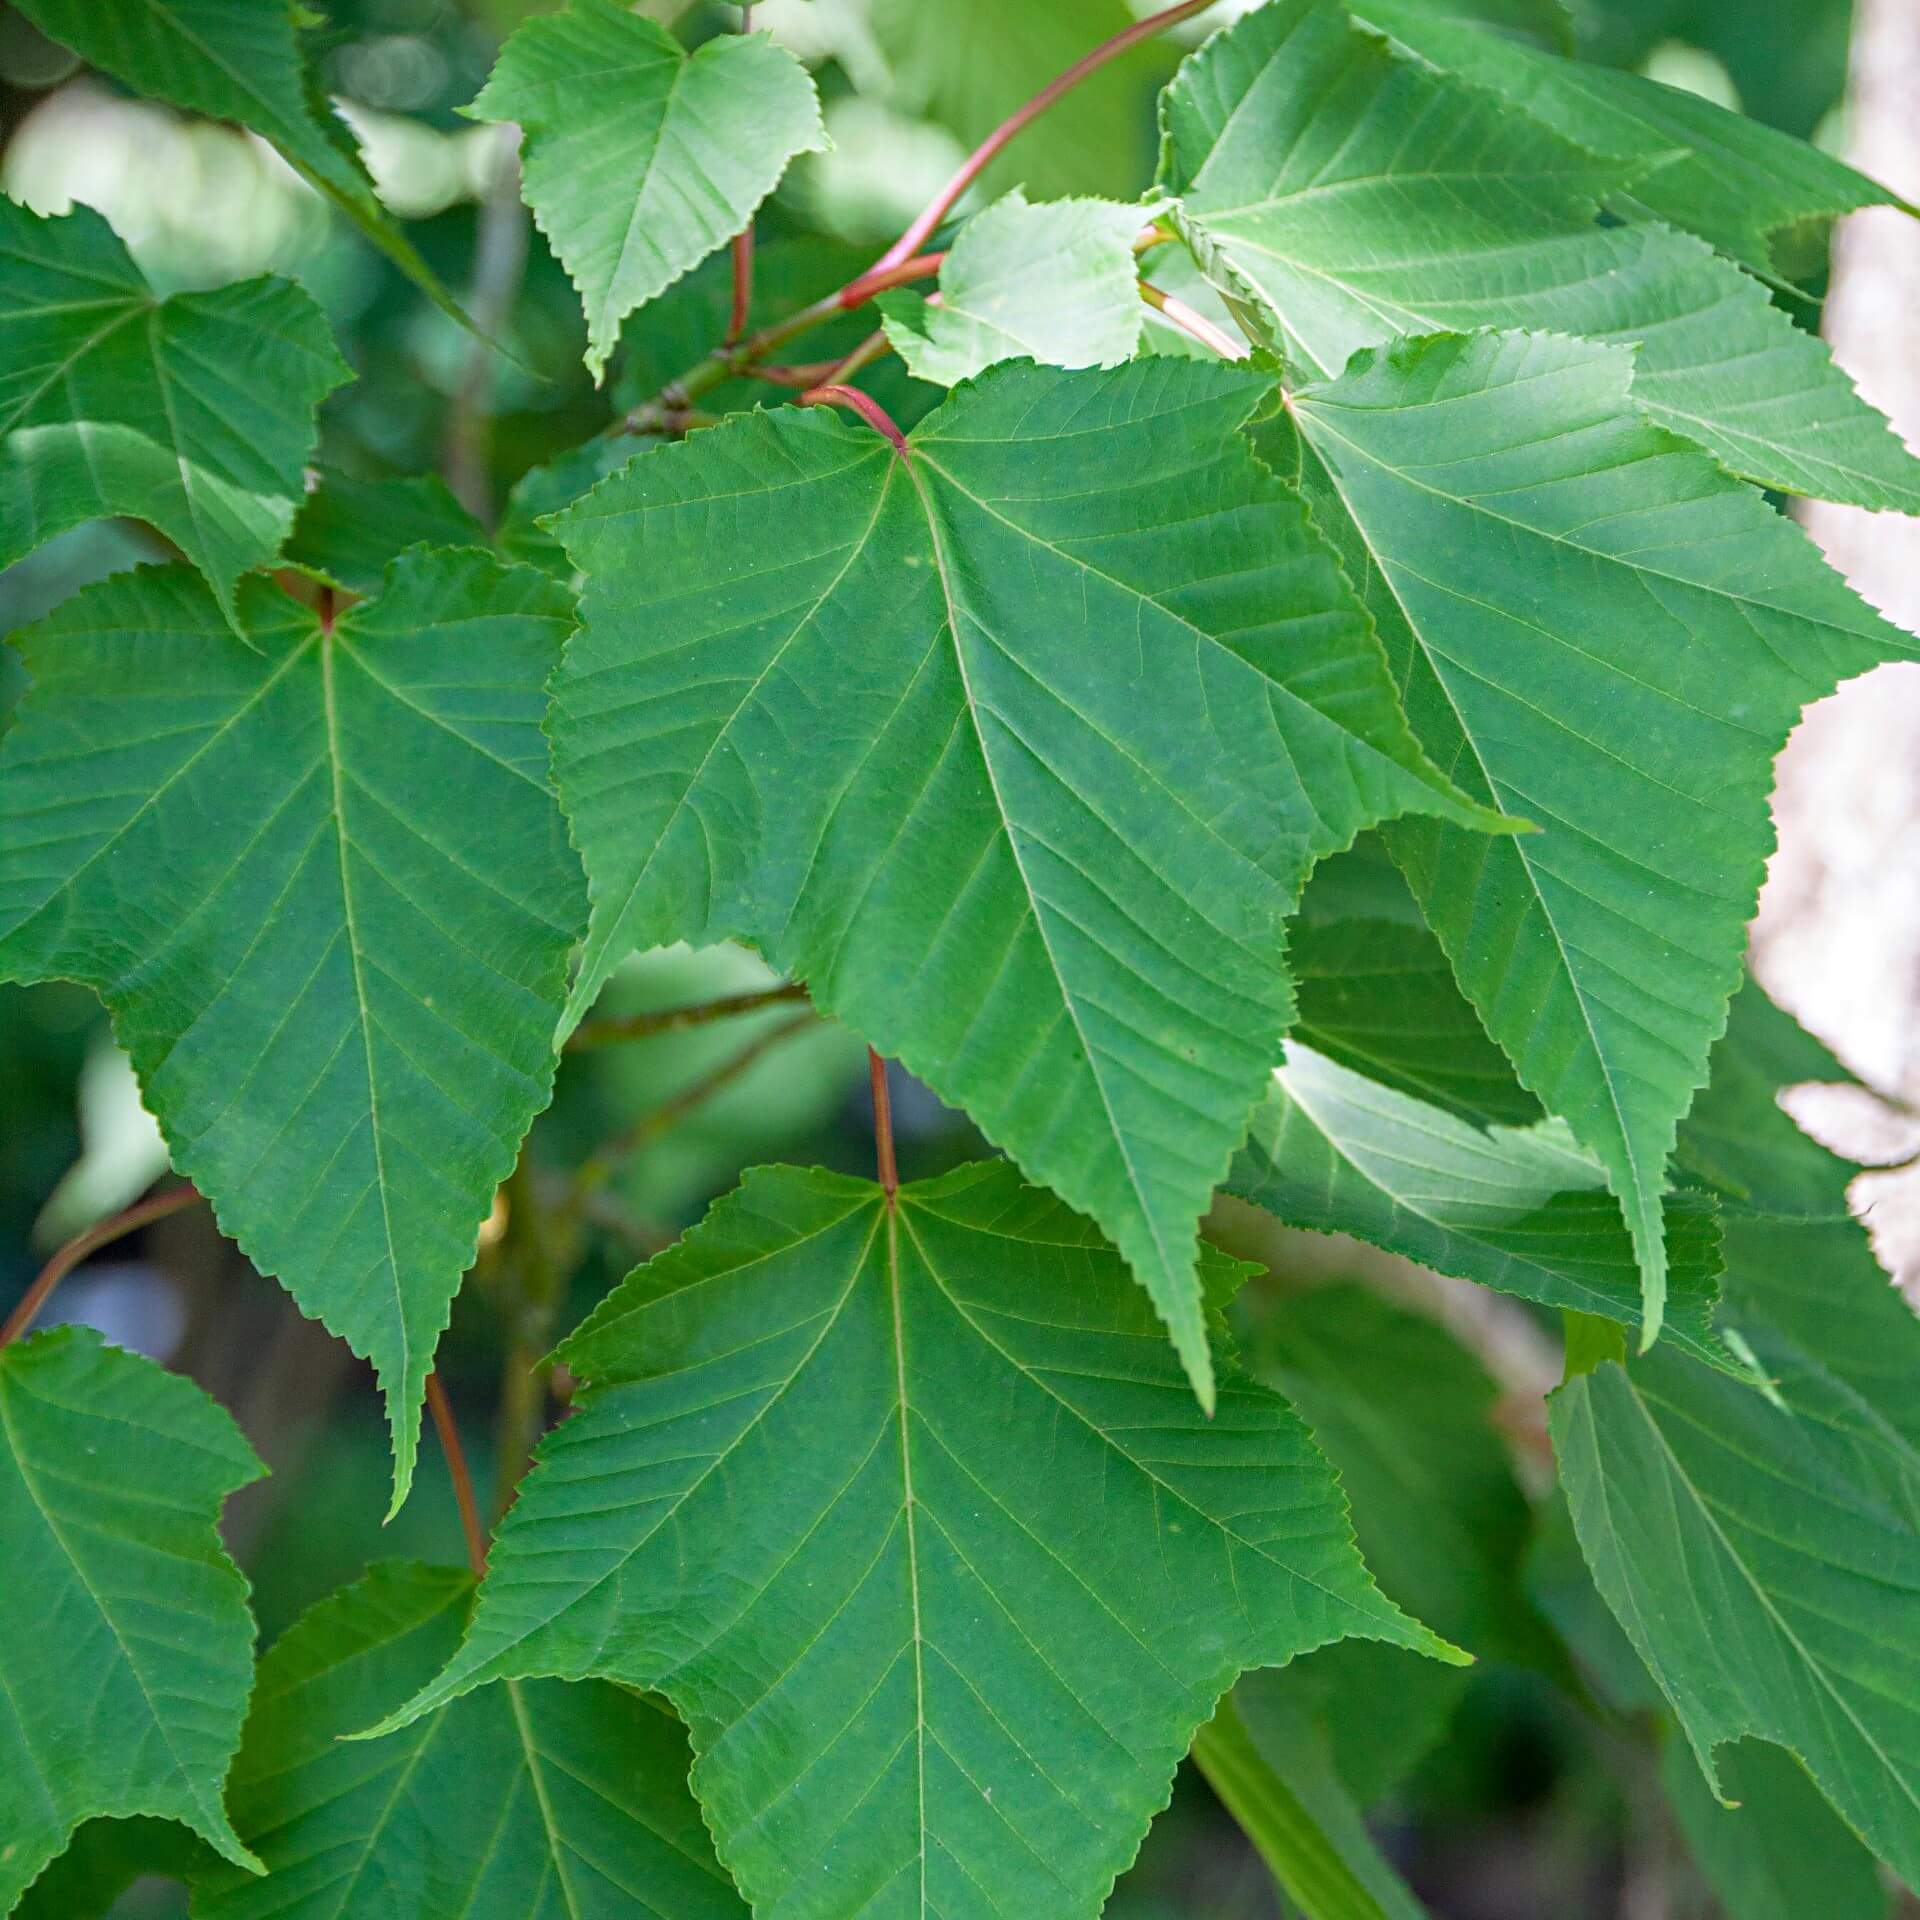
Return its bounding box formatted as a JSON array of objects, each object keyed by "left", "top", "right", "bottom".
[
  {"left": 468, "top": 0, "right": 827, "bottom": 382},
  {"left": 0, "top": 551, "right": 586, "bottom": 1508},
  {"left": 546, "top": 356, "right": 1501, "bottom": 1401},
  {"left": 190, "top": 1561, "right": 745, "bottom": 1920},
  {"left": 1266, "top": 326, "right": 1917, "bottom": 1345},
  {"left": 0, "top": 200, "right": 348, "bottom": 626},
  {"left": 1162, "top": 0, "right": 1920, "bottom": 510},
  {"left": 0, "top": 1329, "right": 264, "bottom": 1911},
  {"left": 360, "top": 1161, "right": 1461, "bottom": 1920}
]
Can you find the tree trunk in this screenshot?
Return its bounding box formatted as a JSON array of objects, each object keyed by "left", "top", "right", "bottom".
[{"left": 1752, "top": 0, "right": 1920, "bottom": 1287}]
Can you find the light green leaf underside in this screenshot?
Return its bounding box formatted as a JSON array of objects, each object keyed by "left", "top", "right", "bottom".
[
  {"left": 1350, "top": 0, "right": 1902, "bottom": 273},
  {"left": 879, "top": 190, "right": 1149, "bottom": 386},
  {"left": 284, "top": 474, "right": 486, "bottom": 597},
  {"left": 0, "top": 552, "right": 585, "bottom": 1510},
  {"left": 0, "top": 1328, "right": 265, "bottom": 1911},
  {"left": 364, "top": 1162, "right": 1459, "bottom": 1920},
  {"left": 8, "top": 0, "right": 463, "bottom": 324},
  {"left": 190, "top": 1562, "right": 743, "bottom": 1920},
  {"left": 468, "top": 0, "right": 827, "bottom": 381},
  {"left": 1162, "top": 0, "right": 1920, "bottom": 511},
  {"left": 0, "top": 200, "right": 348, "bottom": 626},
  {"left": 1274, "top": 327, "right": 1916, "bottom": 1346},
  {"left": 1231, "top": 1045, "right": 1729, "bottom": 1368},
  {"left": 1192, "top": 1692, "right": 1428, "bottom": 1920},
  {"left": 1662, "top": 1738, "right": 1892, "bottom": 1920},
  {"left": 1289, "top": 915, "right": 1539, "bottom": 1127},
  {"left": 548, "top": 356, "right": 1498, "bottom": 1402}
]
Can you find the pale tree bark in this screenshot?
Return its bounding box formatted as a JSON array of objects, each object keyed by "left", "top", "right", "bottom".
[{"left": 1752, "top": 0, "right": 1920, "bottom": 1289}]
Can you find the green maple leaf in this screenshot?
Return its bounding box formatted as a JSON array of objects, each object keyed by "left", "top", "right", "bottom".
[
  {"left": 467, "top": 0, "right": 827, "bottom": 382},
  {"left": 8, "top": 0, "right": 465, "bottom": 325},
  {"left": 879, "top": 191, "right": 1151, "bottom": 386},
  {"left": 190, "top": 1562, "right": 745, "bottom": 1920},
  {"left": 357, "top": 1162, "right": 1463, "bottom": 1920},
  {"left": 0, "top": 200, "right": 348, "bottom": 627},
  {"left": 1551, "top": 984, "right": 1920, "bottom": 1892},
  {"left": 1264, "top": 327, "right": 1917, "bottom": 1345},
  {"left": 546, "top": 356, "right": 1502, "bottom": 1401},
  {"left": 1351, "top": 0, "right": 1905, "bottom": 273},
  {"left": 1161, "top": 0, "right": 1920, "bottom": 511},
  {"left": 0, "top": 551, "right": 585, "bottom": 1509},
  {"left": 0, "top": 1329, "right": 264, "bottom": 1911}
]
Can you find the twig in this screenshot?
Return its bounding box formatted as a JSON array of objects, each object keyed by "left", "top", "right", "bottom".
[
  {"left": 426, "top": 1372, "right": 488, "bottom": 1577},
  {"left": 869, "top": 1050, "right": 899, "bottom": 1198},
  {"left": 843, "top": 0, "right": 1221, "bottom": 301},
  {"left": 570, "top": 1011, "right": 816, "bottom": 1200},
  {"left": 1, "top": 1185, "right": 206, "bottom": 1348},
  {"left": 567, "top": 981, "right": 810, "bottom": 1051}
]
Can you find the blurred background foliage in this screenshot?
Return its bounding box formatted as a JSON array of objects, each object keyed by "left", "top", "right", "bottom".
[{"left": 0, "top": 1, "right": 1885, "bottom": 1915}]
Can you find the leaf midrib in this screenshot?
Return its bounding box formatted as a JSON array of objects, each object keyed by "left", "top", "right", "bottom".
[{"left": 319, "top": 625, "right": 408, "bottom": 1392}]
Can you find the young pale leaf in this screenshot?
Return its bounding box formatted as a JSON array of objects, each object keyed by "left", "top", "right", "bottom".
[
  {"left": 1231, "top": 1046, "right": 1729, "bottom": 1368},
  {"left": 548, "top": 357, "right": 1500, "bottom": 1402},
  {"left": 359, "top": 1162, "right": 1462, "bottom": 1920},
  {"left": 0, "top": 1328, "right": 265, "bottom": 1911},
  {"left": 1554, "top": 1335, "right": 1920, "bottom": 1890},
  {"left": 283, "top": 475, "right": 486, "bottom": 596},
  {"left": 468, "top": 0, "right": 826, "bottom": 381},
  {"left": 879, "top": 191, "right": 1149, "bottom": 386},
  {"left": 1193, "top": 1691, "right": 1429, "bottom": 1920},
  {"left": 1289, "top": 917, "right": 1539, "bottom": 1128},
  {"left": 1271, "top": 328, "right": 1919, "bottom": 1347},
  {"left": 0, "top": 201, "right": 348, "bottom": 626},
  {"left": 1162, "top": 0, "right": 1920, "bottom": 510},
  {"left": 0, "top": 553, "right": 585, "bottom": 1510},
  {"left": 1351, "top": 0, "right": 1903, "bottom": 272},
  {"left": 7, "top": 0, "right": 464, "bottom": 325},
  {"left": 190, "top": 1562, "right": 744, "bottom": 1920}
]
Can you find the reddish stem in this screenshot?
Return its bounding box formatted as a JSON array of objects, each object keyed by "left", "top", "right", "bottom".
[
  {"left": 846, "top": 0, "right": 1219, "bottom": 299},
  {"left": 798, "top": 383, "right": 909, "bottom": 452},
  {"left": 1, "top": 1185, "right": 206, "bottom": 1348},
  {"left": 427, "top": 1372, "right": 488, "bottom": 1577},
  {"left": 837, "top": 251, "right": 947, "bottom": 311},
  {"left": 724, "top": 5, "right": 757, "bottom": 343},
  {"left": 868, "top": 1050, "right": 899, "bottom": 1199}
]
